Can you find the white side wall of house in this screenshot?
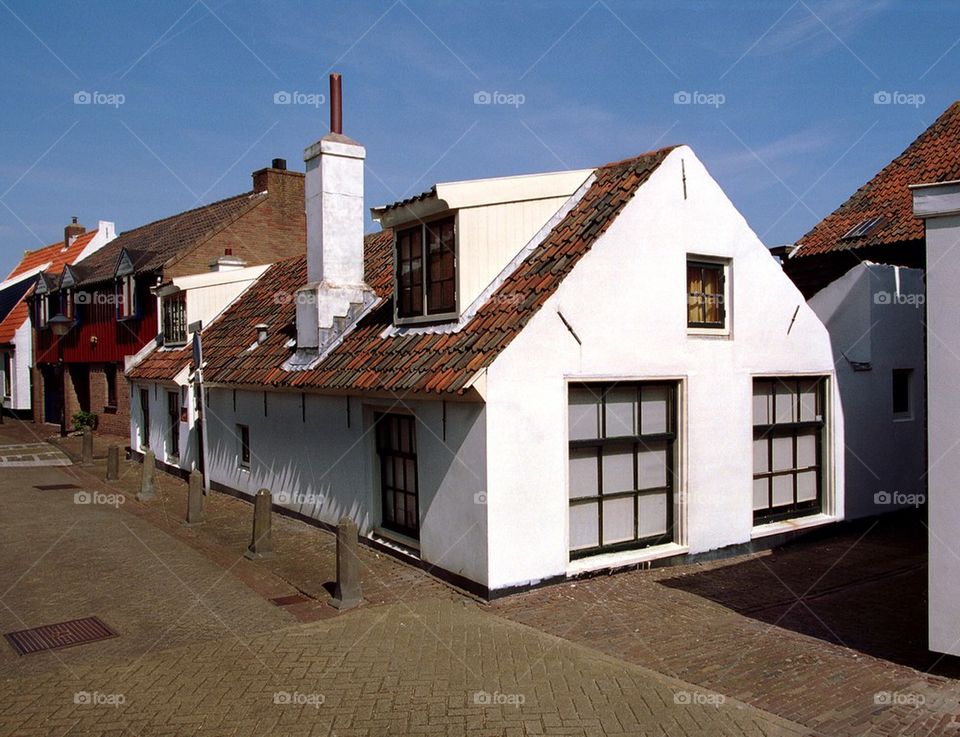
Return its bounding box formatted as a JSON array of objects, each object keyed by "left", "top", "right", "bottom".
[
  {"left": 131, "top": 382, "right": 196, "bottom": 471},
  {"left": 809, "top": 263, "right": 926, "bottom": 519},
  {"left": 913, "top": 185, "right": 960, "bottom": 656},
  {"left": 201, "top": 388, "right": 489, "bottom": 586},
  {"left": 482, "top": 146, "right": 843, "bottom": 591},
  {"left": 7, "top": 320, "right": 33, "bottom": 410}
]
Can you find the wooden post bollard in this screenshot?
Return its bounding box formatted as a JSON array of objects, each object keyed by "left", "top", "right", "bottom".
[
  {"left": 184, "top": 470, "right": 204, "bottom": 526},
  {"left": 331, "top": 517, "right": 362, "bottom": 610},
  {"left": 137, "top": 450, "right": 156, "bottom": 501},
  {"left": 81, "top": 427, "right": 94, "bottom": 466},
  {"left": 106, "top": 446, "right": 120, "bottom": 481},
  {"left": 244, "top": 489, "right": 274, "bottom": 559}
]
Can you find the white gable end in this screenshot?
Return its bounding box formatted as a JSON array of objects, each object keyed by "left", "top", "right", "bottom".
[{"left": 482, "top": 146, "right": 844, "bottom": 590}]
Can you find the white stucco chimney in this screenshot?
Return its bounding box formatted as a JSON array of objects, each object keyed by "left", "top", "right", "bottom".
[
  {"left": 304, "top": 73, "right": 365, "bottom": 287},
  {"left": 292, "top": 73, "right": 376, "bottom": 356}
]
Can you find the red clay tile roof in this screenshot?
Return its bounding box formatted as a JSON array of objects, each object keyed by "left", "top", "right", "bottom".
[
  {"left": 74, "top": 192, "right": 264, "bottom": 287},
  {"left": 0, "top": 230, "right": 98, "bottom": 344},
  {"left": 795, "top": 101, "right": 960, "bottom": 258},
  {"left": 129, "top": 146, "right": 676, "bottom": 393}
]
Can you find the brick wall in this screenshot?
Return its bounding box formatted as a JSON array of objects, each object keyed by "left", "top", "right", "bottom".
[
  {"left": 88, "top": 362, "right": 130, "bottom": 436},
  {"left": 164, "top": 167, "right": 305, "bottom": 279}
]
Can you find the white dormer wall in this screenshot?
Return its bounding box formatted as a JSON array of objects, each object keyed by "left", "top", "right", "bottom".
[
  {"left": 157, "top": 264, "right": 270, "bottom": 347},
  {"left": 375, "top": 169, "right": 593, "bottom": 320}
]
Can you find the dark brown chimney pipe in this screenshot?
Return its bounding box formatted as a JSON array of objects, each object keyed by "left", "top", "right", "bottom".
[{"left": 329, "top": 73, "right": 342, "bottom": 135}]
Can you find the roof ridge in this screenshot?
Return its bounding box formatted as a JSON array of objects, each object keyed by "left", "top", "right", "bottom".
[
  {"left": 114, "top": 190, "right": 259, "bottom": 238},
  {"left": 598, "top": 144, "right": 680, "bottom": 171}
]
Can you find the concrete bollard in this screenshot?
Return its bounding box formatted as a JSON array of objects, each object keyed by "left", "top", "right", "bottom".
[
  {"left": 184, "top": 470, "right": 205, "bottom": 526},
  {"left": 81, "top": 427, "right": 94, "bottom": 466},
  {"left": 106, "top": 446, "right": 120, "bottom": 481},
  {"left": 244, "top": 489, "right": 274, "bottom": 559},
  {"left": 137, "top": 450, "right": 156, "bottom": 501},
  {"left": 331, "top": 517, "right": 362, "bottom": 610}
]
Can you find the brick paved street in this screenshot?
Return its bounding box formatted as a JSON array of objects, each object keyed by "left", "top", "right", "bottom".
[
  {"left": 2, "top": 424, "right": 959, "bottom": 735},
  {"left": 0, "top": 442, "right": 71, "bottom": 467}
]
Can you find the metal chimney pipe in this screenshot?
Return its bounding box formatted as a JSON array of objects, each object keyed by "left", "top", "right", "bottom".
[{"left": 329, "top": 73, "right": 342, "bottom": 135}]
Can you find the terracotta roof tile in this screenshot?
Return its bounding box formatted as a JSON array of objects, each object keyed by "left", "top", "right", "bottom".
[
  {"left": 795, "top": 101, "right": 960, "bottom": 258},
  {"left": 129, "top": 146, "right": 676, "bottom": 393}
]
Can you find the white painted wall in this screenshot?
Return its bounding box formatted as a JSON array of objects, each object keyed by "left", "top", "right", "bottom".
[
  {"left": 809, "top": 263, "right": 926, "bottom": 519},
  {"left": 482, "top": 146, "right": 843, "bottom": 590},
  {"left": 131, "top": 381, "right": 195, "bottom": 471},
  {"left": 458, "top": 195, "right": 577, "bottom": 308},
  {"left": 915, "top": 196, "right": 960, "bottom": 655},
  {"left": 200, "top": 388, "right": 488, "bottom": 585}
]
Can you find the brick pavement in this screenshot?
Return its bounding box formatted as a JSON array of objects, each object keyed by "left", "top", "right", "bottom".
[
  {"left": 491, "top": 515, "right": 960, "bottom": 737},
  {"left": 0, "top": 442, "right": 71, "bottom": 467},
  {"left": 0, "top": 598, "right": 812, "bottom": 737}
]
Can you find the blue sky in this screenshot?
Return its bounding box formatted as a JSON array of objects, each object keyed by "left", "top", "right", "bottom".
[{"left": 0, "top": 0, "right": 957, "bottom": 278}]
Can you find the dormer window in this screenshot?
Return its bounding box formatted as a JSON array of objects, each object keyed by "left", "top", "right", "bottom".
[
  {"left": 396, "top": 215, "right": 457, "bottom": 321},
  {"left": 162, "top": 292, "right": 187, "bottom": 346},
  {"left": 117, "top": 274, "right": 136, "bottom": 319},
  {"left": 36, "top": 295, "right": 49, "bottom": 328}
]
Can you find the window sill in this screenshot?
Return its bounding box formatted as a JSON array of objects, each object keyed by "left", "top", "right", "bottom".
[
  {"left": 371, "top": 526, "right": 421, "bottom": 554},
  {"left": 751, "top": 513, "right": 835, "bottom": 539},
  {"left": 103, "top": 405, "right": 117, "bottom": 415},
  {"left": 394, "top": 311, "right": 459, "bottom": 327},
  {"left": 567, "top": 542, "right": 688, "bottom": 576},
  {"left": 687, "top": 327, "right": 730, "bottom": 338},
  {"left": 893, "top": 415, "right": 914, "bottom": 423}
]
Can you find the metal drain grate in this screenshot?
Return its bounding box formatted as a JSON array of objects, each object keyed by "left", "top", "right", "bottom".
[
  {"left": 269, "top": 594, "right": 312, "bottom": 607},
  {"left": 34, "top": 484, "right": 81, "bottom": 491},
  {"left": 4, "top": 616, "right": 118, "bottom": 656}
]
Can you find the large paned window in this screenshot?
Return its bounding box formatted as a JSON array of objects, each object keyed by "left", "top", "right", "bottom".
[
  {"left": 376, "top": 413, "right": 420, "bottom": 539},
  {"left": 752, "top": 377, "right": 826, "bottom": 524},
  {"left": 396, "top": 216, "right": 456, "bottom": 319},
  {"left": 568, "top": 382, "right": 678, "bottom": 558}
]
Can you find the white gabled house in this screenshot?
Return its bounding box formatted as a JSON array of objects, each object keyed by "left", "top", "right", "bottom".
[{"left": 128, "top": 80, "right": 843, "bottom": 597}]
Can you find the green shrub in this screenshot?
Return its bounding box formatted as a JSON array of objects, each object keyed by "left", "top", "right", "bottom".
[{"left": 72, "top": 410, "right": 98, "bottom": 432}]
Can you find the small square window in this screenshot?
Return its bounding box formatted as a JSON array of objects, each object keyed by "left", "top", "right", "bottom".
[
  {"left": 893, "top": 369, "right": 913, "bottom": 419},
  {"left": 687, "top": 259, "right": 727, "bottom": 330}
]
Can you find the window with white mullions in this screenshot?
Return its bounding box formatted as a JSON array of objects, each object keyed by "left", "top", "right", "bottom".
[
  {"left": 568, "top": 382, "right": 678, "bottom": 559},
  {"left": 752, "top": 377, "right": 827, "bottom": 525},
  {"left": 162, "top": 292, "right": 187, "bottom": 345}
]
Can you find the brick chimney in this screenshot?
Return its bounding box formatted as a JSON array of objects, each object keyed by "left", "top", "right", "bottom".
[
  {"left": 251, "top": 158, "right": 304, "bottom": 215},
  {"left": 64, "top": 216, "right": 84, "bottom": 248}
]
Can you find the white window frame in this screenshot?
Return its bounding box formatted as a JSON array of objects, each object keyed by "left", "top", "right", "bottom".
[{"left": 686, "top": 255, "right": 732, "bottom": 337}]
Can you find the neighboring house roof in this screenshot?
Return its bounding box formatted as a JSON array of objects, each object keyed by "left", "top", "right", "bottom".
[
  {"left": 794, "top": 101, "right": 960, "bottom": 258},
  {"left": 73, "top": 191, "right": 264, "bottom": 288},
  {"left": 129, "top": 146, "right": 675, "bottom": 393},
  {"left": 0, "top": 230, "right": 99, "bottom": 344}
]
